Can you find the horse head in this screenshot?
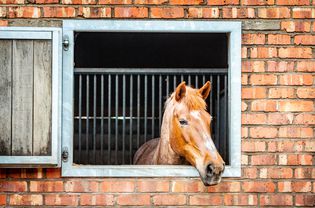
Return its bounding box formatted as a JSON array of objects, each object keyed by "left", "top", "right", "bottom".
[{"left": 168, "top": 81, "right": 225, "bottom": 186}]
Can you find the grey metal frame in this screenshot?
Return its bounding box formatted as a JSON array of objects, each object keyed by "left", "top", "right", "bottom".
[
  {"left": 62, "top": 20, "right": 241, "bottom": 177},
  {"left": 0, "top": 27, "right": 62, "bottom": 166}
]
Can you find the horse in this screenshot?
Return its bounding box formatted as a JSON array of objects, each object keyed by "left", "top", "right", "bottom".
[{"left": 133, "top": 81, "right": 225, "bottom": 186}]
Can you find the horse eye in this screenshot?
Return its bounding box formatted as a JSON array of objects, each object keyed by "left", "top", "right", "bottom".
[{"left": 179, "top": 119, "right": 188, "bottom": 125}]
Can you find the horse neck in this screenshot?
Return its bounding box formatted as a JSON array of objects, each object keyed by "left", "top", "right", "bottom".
[{"left": 152, "top": 101, "right": 182, "bottom": 164}]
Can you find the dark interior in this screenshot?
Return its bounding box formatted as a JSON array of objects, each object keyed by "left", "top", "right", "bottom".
[{"left": 74, "top": 32, "right": 228, "bottom": 68}]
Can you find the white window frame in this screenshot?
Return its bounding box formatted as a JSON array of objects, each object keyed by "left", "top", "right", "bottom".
[
  {"left": 62, "top": 20, "right": 241, "bottom": 177},
  {"left": 0, "top": 27, "right": 62, "bottom": 166}
]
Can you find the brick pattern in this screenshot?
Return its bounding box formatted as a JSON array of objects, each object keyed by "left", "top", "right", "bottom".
[{"left": 0, "top": 0, "right": 314, "bottom": 207}]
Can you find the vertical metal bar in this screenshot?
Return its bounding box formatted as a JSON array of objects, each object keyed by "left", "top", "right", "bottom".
[
  {"left": 202, "top": 75, "right": 205, "bottom": 84},
  {"left": 93, "top": 75, "right": 97, "bottom": 164},
  {"left": 115, "top": 75, "right": 118, "bottom": 165},
  {"left": 158, "top": 75, "right": 162, "bottom": 133},
  {"left": 144, "top": 75, "right": 147, "bottom": 143},
  {"left": 173, "top": 75, "right": 176, "bottom": 90},
  {"left": 107, "top": 75, "right": 111, "bottom": 165},
  {"left": 181, "top": 74, "right": 184, "bottom": 82},
  {"left": 224, "top": 74, "right": 228, "bottom": 162},
  {"left": 152, "top": 75, "right": 155, "bottom": 139},
  {"left": 137, "top": 75, "right": 140, "bottom": 149},
  {"left": 216, "top": 75, "right": 220, "bottom": 150},
  {"left": 86, "top": 75, "right": 89, "bottom": 164},
  {"left": 188, "top": 75, "right": 191, "bottom": 86},
  {"left": 122, "top": 74, "right": 126, "bottom": 164},
  {"left": 195, "top": 75, "right": 198, "bottom": 88},
  {"left": 100, "top": 75, "right": 104, "bottom": 164},
  {"left": 209, "top": 75, "right": 213, "bottom": 115},
  {"left": 166, "top": 75, "right": 169, "bottom": 97},
  {"left": 129, "top": 75, "right": 133, "bottom": 164},
  {"left": 78, "top": 75, "right": 82, "bottom": 164}
]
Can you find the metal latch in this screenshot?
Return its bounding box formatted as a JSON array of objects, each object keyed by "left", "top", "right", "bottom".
[
  {"left": 62, "top": 147, "right": 69, "bottom": 162},
  {"left": 63, "top": 35, "right": 69, "bottom": 51}
]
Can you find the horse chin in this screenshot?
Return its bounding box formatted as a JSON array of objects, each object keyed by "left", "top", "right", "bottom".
[{"left": 201, "top": 175, "right": 222, "bottom": 186}]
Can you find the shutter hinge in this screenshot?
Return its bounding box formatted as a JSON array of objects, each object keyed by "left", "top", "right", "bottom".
[
  {"left": 62, "top": 35, "right": 69, "bottom": 51},
  {"left": 62, "top": 147, "right": 69, "bottom": 162}
]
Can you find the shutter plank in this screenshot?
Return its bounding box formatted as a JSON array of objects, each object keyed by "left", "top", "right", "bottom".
[
  {"left": 0, "top": 40, "right": 12, "bottom": 155},
  {"left": 12, "top": 40, "right": 33, "bottom": 156},
  {"left": 33, "top": 40, "right": 52, "bottom": 156}
]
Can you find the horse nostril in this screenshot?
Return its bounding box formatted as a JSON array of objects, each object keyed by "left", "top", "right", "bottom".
[{"left": 206, "top": 164, "right": 214, "bottom": 176}]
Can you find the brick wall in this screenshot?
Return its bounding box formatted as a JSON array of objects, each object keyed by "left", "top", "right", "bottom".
[{"left": 0, "top": 0, "right": 314, "bottom": 207}]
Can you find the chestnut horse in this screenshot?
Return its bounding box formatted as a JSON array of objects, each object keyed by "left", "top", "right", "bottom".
[{"left": 134, "top": 81, "right": 225, "bottom": 186}]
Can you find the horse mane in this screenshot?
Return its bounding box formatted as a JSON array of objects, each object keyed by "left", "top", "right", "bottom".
[{"left": 165, "top": 86, "right": 207, "bottom": 111}]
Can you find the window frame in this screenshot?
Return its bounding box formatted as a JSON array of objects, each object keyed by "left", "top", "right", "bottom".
[
  {"left": 62, "top": 20, "right": 241, "bottom": 177},
  {"left": 0, "top": 27, "right": 62, "bottom": 166}
]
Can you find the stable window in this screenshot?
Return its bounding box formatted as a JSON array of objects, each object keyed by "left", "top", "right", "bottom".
[{"left": 62, "top": 20, "right": 241, "bottom": 177}]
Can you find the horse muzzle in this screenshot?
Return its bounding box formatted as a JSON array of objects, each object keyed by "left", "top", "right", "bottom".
[{"left": 201, "top": 163, "right": 225, "bottom": 186}]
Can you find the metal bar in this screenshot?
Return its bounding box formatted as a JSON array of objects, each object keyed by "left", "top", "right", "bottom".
[
  {"left": 152, "top": 75, "right": 155, "bottom": 139},
  {"left": 107, "top": 75, "right": 111, "bottom": 165},
  {"left": 188, "top": 75, "right": 191, "bottom": 85},
  {"left": 115, "top": 75, "right": 118, "bottom": 165},
  {"left": 209, "top": 76, "right": 213, "bottom": 115},
  {"left": 159, "top": 75, "right": 162, "bottom": 133},
  {"left": 75, "top": 68, "right": 228, "bottom": 74},
  {"left": 93, "top": 75, "right": 97, "bottom": 164},
  {"left": 144, "top": 75, "right": 148, "bottom": 143},
  {"left": 166, "top": 75, "right": 169, "bottom": 98},
  {"left": 216, "top": 75, "right": 220, "bottom": 149},
  {"left": 195, "top": 75, "right": 198, "bottom": 88},
  {"left": 173, "top": 75, "right": 176, "bottom": 90},
  {"left": 181, "top": 74, "right": 184, "bottom": 82},
  {"left": 86, "top": 75, "right": 89, "bottom": 164},
  {"left": 224, "top": 74, "right": 228, "bottom": 162},
  {"left": 78, "top": 75, "right": 82, "bottom": 164},
  {"left": 137, "top": 75, "right": 140, "bottom": 149},
  {"left": 100, "top": 75, "right": 104, "bottom": 164},
  {"left": 202, "top": 75, "right": 205, "bottom": 84},
  {"left": 129, "top": 75, "right": 133, "bottom": 164},
  {"left": 122, "top": 75, "right": 126, "bottom": 164}
]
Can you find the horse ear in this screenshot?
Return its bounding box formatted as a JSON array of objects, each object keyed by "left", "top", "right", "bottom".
[
  {"left": 198, "top": 81, "right": 211, "bottom": 99},
  {"left": 175, "top": 81, "right": 186, "bottom": 101}
]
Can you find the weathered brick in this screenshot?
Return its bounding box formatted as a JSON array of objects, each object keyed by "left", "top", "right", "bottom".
[
  {"left": 278, "top": 181, "right": 292, "bottom": 192},
  {"left": 187, "top": 8, "right": 219, "bottom": 18},
  {"left": 151, "top": 7, "right": 184, "bottom": 18},
  {"left": 279, "top": 47, "right": 312, "bottom": 58},
  {"left": 153, "top": 194, "right": 186, "bottom": 205},
  {"left": 137, "top": 180, "right": 169, "bottom": 192},
  {"left": 0, "top": 195, "right": 5, "bottom": 206},
  {"left": 278, "top": 100, "right": 313, "bottom": 112},
  {"left": 297, "top": 87, "right": 315, "bottom": 98},
  {"left": 0, "top": 20, "right": 8, "bottom": 26},
  {"left": 242, "top": 167, "right": 257, "bottom": 179},
  {"left": 251, "top": 100, "right": 277, "bottom": 112},
  {"left": 251, "top": 155, "right": 276, "bottom": 165},
  {"left": 65, "top": 181, "right": 98, "bottom": 192},
  {"left": 114, "top": 7, "right": 148, "bottom": 18},
  {"left": 242, "top": 34, "right": 265, "bottom": 45},
  {"left": 241, "top": 0, "right": 274, "bottom": 5},
  {"left": 46, "top": 168, "right": 61, "bottom": 178},
  {"left": 134, "top": 0, "right": 167, "bottom": 4},
  {"left": 8, "top": 7, "right": 41, "bottom": 18},
  {"left": 242, "top": 87, "right": 266, "bottom": 99},
  {"left": 243, "top": 20, "right": 280, "bottom": 30},
  {"left": 223, "top": 8, "right": 255, "bottom": 18},
  {"left": 45, "top": 195, "right": 78, "bottom": 206},
  {"left": 242, "top": 113, "right": 267, "bottom": 124},
  {"left": 117, "top": 194, "right": 151, "bottom": 206},
  {"left": 78, "top": 7, "right": 111, "bottom": 18},
  {"left": 277, "top": 0, "right": 309, "bottom": 5},
  {"left": 171, "top": 180, "right": 204, "bottom": 192},
  {"left": 250, "top": 47, "right": 277, "bottom": 58},
  {"left": 169, "top": 0, "right": 203, "bottom": 5},
  {"left": 207, "top": 0, "right": 239, "bottom": 5},
  {"left": 267, "top": 113, "right": 293, "bottom": 125},
  {"left": 279, "top": 74, "right": 313, "bottom": 86},
  {"left": 267, "top": 168, "right": 293, "bottom": 179},
  {"left": 80, "top": 194, "right": 114, "bottom": 206},
  {"left": 99, "top": 0, "right": 131, "bottom": 3},
  {"left": 10, "top": 194, "right": 43, "bottom": 206},
  {"left": 296, "top": 61, "right": 315, "bottom": 72},
  {"left": 100, "top": 181, "right": 134, "bottom": 192},
  {"left": 30, "top": 181, "right": 63, "bottom": 192},
  {"left": 242, "top": 181, "right": 275, "bottom": 192},
  {"left": 279, "top": 127, "right": 313, "bottom": 138},
  {"left": 62, "top": 0, "right": 95, "bottom": 4},
  {"left": 250, "top": 74, "right": 277, "bottom": 86},
  {"left": 268, "top": 88, "right": 295, "bottom": 98},
  {"left": 242, "top": 141, "right": 266, "bottom": 152},
  {"left": 295, "top": 167, "right": 315, "bottom": 178},
  {"left": 281, "top": 21, "right": 311, "bottom": 32},
  {"left": 258, "top": 8, "right": 290, "bottom": 18},
  {"left": 224, "top": 194, "right": 258, "bottom": 206},
  {"left": 294, "top": 35, "right": 315, "bottom": 45},
  {"left": 0, "top": 181, "right": 27, "bottom": 192},
  {"left": 267, "top": 61, "right": 294, "bottom": 72},
  {"left": 292, "top": 8, "right": 315, "bottom": 18},
  {"left": 294, "top": 113, "right": 315, "bottom": 124},
  {"left": 241, "top": 101, "right": 248, "bottom": 111},
  {"left": 207, "top": 181, "right": 241, "bottom": 192},
  {"left": 268, "top": 34, "right": 291, "bottom": 44},
  {"left": 260, "top": 194, "right": 293, "bottom": 206},
  {"left": 249, "top": 127, "right": 277, "bottom": 138},
  {"left": 295, "top": 195, "right": 315, "bottom": 206},
  {"left": 242, "top": 74, "right": 248, "bottom": 85},
  {"left": 189, "top": 194, "right": 222, "bottom": 205},
  {"left": 43, "top": 7, "right": 76, "bottom": 18},
  {"left": 242, "top": 61, "right": 265, "bottom": 72}
]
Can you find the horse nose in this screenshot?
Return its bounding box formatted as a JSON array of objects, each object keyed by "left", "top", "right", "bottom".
[{"left": 206, "top": 163, "right": 225, "bottom": 177}]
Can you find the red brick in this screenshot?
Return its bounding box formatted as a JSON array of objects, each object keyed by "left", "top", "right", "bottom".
[
  {"left": 252, "top": 155, "right": 276, "bottom": 165},
  {"left": 99, "top": 0, "right": 131, "bottom": 3},
  {"left": 281, "top": 21, "right": 311, "bottom": 32},
  {"left": 242, "top": 113, "right": 267, "bottom": 124},
  {"left": 305, "top": 141, "right": 315, "bottom": 152},
  {"left": 208, "top": 181, "right": 241, "bottom": 192},
  {"left": 258, "top": 8, "right": 290, "bottom": 18},
  {"left": 242, "top": 127, "right": 248, "bottom": 138},
  {"left": 279, "top": 47, "right": 312, "bottom": 58},
  {"left": 153, "top": 194, "right": 186, "bottom": 205},
  {"left": 171, "top": 180, "right": 204, "bottom": 192},
  {"left": 267, "top": 113, "right": 293, "bottom": 125},
  {"left": 242, "top": 74, "right": 248, "bottom": 85},
  {"left": 137, "top": 180, "right": 169, "bottom": 192},
  {"left": 279, "top": 127, "right": 313, "bottom": 138},
  {"left": 224, "top": 194, "right": 258, "bottom": 206},
  {"left": 45, "top": 195, "right": 78, "bottom": 206},
  {"left": 278, "top": 100, "right": 314, "bottom": 112},
  {"left": 242, "top": 34, "right": 265, "bottom": 45},
  {"left": 117, "top": 194, "right": 150, "bottom": 206},
  {"left": 242, "top": 141, "right": 266, "bottom": 152},
  {"left": 0, "top": 181, "right": 27, "bottom": 192},
  {"left": 295, "top": 167, "right": 315, "bottom": 178},
  {"left": 260, "top": 194, "right": 293, "bottom": 206},
  {"left": 100, "top": 181, "right": 134, "bottom": 192},
  {"left": 41, "top": 0, "right": 66, "bottom": 3},
  {"left": 297, "top": 87, "right": 315, "bottom": 98},
  {"left": 8, "top": 7, "right": 41, "bottom": 18},
  {"left": 294, "top": 35, "right": 315, "bottom": 45},
  {"left": 242, "top": 61, "right": 265, "bottom": 72},
  {"left": 242, "top": 87, "right": 266, "bottom": 99},
  {"left": 43, "top": 7, "right": 76, "bottom": 18},
  {"left": 268, "top": 34, "right": 291, "bottom": 44},
  {"left": 187, "top": 8, "right": 219, "bottom": 18},
  {"left": 295, "top": 195, "right": 315, "bottom": 206},
  {"left": 277, "top": 0, "right": 309, "bottom": 5},
  {"left": 250, "top": 74, "right": 277, "bottom": 86},
  {"left": 296, "top": 61, "right": 315, "bottom": 72},
  {"left": 251, "top": 100, "right": 277, "bottom": 112},
  {"left": 267, "top": 168, "right": 293, "bottom": 179},
  {"left": 114, "top": 7, "right": 148, "bottom": 18},
  {"left": 268, "top": 88, "right": 295, "bottom": 98},
  {"left": 249, "top": 127, "right": 277, "bottom": 138},
  {"left": 242, "top": 167, "right": 257, "bottom": 179},
  {"left": 242, "top": 181, "right": 275, "bottom": 193},
  {"left": 294, "top": 113, "right": 315, "bottom": 124},
  {"left": 65, "top": 181, "right": 98, "bottom": 192},
  {"left": 222, "top": 8, "right": 255, "bottom": 18},
  {"left": 151, "top": 7, "right": 184, "bottom": 18},
  {"left": 189, "top": 194, "right": 222, "bottom": 205},
  {"left": 134, "top": 0, "right": 167, "bottom": 4},
  {"left": 267, "top": 141, "right": 277, "bottom": 152},
  {"left": 207, "top": 0, "right": 239, "bottom": 5},
  {"left": 46, "top": 168, "right": 61, "bottom": 178},
  {"left": 277, "top": 140, "right": 304, "bottom": 152},
  {"left": 293, "top": 182, "right": 312, "bottom": 192},
  {"left": 241, "top": 0, "right": 274, "bottom": 5},
  {"left": 169, "top": 0, "right": 203, "bottom": 5},
  {"left": 78, "top": 7, "right": 111, "bottom": 18},
  {"left": 250, "top": 47, "right": 277, "bottom": 58},
  {"left": 278, "top": 181, "right": 292, "bottom": 192},
  {"left": 279, "top": 74, "right": 313, "bottom": 86},
  {"left": 80, "top": 194, "right": 114, "bottom": 206},
  {"left": 0, "top": 195, "right": 5, "bottom": 205},
  {"left": 292, "top": 8, "right": 315, "bottom": 18},
  {"left": 0, "top": 0, "right": 24, "bottom": 3},
  {"left": 241, "top": 101, "right": 248, "bottom": 111},
  {"left": 30, "top": 181, "right": 63, "bottom": 192},
  {"left": 267, "top": 61, "right": 294, "bottom": 72},
  {"left": 242, "top": 47, "right": 247, "bottom": 58},
  {"left": 10, "top": 194, "right": 43, "bottom": 206},
  {"left": 0, "top": 20, "right": 8, "bottom": 26}
]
